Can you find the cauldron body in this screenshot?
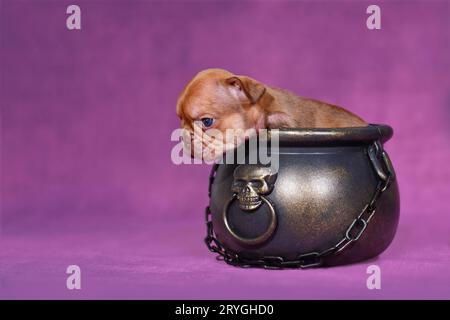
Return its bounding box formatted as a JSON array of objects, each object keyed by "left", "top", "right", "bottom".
[{"left": 208, "top": 125, "right": 399, "bottom": 267}]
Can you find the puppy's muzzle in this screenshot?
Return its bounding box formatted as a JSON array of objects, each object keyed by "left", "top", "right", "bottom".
[{"left": 181, "top": 130, "right": 195, "bottom": 159}]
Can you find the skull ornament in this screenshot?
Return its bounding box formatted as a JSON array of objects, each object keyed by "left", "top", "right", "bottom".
[{"left": 231, "top": 165, "right": 278, "bottom": 211}]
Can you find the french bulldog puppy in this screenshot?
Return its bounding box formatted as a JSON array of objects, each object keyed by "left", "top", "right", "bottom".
[{"left": 176, "top": 68, "right": 367, "bottom": 161}]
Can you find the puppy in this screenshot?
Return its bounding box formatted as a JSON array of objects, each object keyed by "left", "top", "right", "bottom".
[{"left": 176, "top": 68, "right": 367, "bottom": 161}]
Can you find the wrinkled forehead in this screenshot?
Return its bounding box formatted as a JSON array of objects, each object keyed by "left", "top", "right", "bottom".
[
  {"left": 186, "top": 93, "right": 215, "bottom": 119},
  {"left": 183, "top": 81, "right": 229, "bottom": 119}
]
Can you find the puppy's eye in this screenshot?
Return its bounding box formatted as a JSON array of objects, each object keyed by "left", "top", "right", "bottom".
[{"left": 201, "top": 118, "right": 214, "bottom": 127}]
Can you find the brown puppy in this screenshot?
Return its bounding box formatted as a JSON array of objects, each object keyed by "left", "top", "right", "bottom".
[{"left": 176, "top": 68, "right": 367, "bottom": 160}]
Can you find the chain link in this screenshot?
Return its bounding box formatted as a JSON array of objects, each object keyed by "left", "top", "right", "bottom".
[{"left": 204, "top": 141, "right": 394, "bottom": 269}]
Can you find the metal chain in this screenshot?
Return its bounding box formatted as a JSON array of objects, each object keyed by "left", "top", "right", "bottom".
[{"left": 204, "top": 141, "right": 395, "bottom": 269}]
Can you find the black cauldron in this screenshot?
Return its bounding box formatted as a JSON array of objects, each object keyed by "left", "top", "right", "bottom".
[{"left": 205, "top": 124, "right": 399, "bottom": 268}]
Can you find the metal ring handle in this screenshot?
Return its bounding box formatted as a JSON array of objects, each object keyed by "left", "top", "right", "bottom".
[{"left": 222, "top": 194, "right": 277, "bottom": 246}]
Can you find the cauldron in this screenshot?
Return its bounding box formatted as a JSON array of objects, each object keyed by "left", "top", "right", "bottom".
[{"left": 205, "top": 124, "right": 399, "bottom": 268}]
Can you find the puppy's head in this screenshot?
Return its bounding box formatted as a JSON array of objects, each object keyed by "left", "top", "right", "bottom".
[{"left": 176, "top": 69, "right": 273, "bottom": 161}]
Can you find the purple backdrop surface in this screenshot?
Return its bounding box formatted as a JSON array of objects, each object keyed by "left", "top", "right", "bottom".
[{"left": 1, "top": 0, "right": 449, "bottom": 299}]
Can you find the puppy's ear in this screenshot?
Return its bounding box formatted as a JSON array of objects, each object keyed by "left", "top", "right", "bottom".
[{"left": 225, "top": 76, "right": 267, "bottom": 105}]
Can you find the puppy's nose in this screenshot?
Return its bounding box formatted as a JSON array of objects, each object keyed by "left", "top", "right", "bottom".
[
  {"left": 181, "top": 131, "right": 195, "bottom": 159},
  {"left": 190, "top": 143, "right": 195, "bottom": 159}
]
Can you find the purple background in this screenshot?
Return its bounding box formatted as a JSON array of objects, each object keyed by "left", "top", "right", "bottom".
[{"left": 1, "top": 0, "right": 449, "bottom": 299}]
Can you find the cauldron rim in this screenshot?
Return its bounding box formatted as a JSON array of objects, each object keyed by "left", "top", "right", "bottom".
[{"left": 268, "top": 123, "right": 392, "bottom": 146}]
